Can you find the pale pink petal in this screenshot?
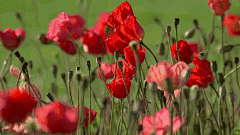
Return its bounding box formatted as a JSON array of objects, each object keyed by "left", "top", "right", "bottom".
[
  {"left": 172, "top": 116, "right": 184, "bottom": 134},
  {"left": 141, "top": 116, "right": 154, "bottom": 135},
  {"left": 164, "top": 89, "right": 180, "bottom": 107},
  {"left": 10, "top": 65, "right": 24, "bottom": 81},
  {"left": 170, "top": 61, "right": 190, "bottom": 90},
  {"left": 154, "top": 107, "right": 171, "bottom": 130}
]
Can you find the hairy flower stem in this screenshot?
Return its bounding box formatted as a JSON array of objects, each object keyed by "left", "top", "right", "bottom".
[
  {"left": 140, "top": 41, "right": 158, "bottom": 63},
  {"left": 166, "top": 26, "right": 174, "bottom": 64},
  {"left": 116, "top": 100, "right": 124, "bottom": 135},
  {"left": 86, "top": 61, "right": 92, "bottom": 135}
]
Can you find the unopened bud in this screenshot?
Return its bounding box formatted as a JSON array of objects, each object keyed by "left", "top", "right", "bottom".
[
  {"left": 76, "top": 66, "right": 81, "bottom": 73},
  {"left": 47, "top": 93, "right": 54, "bottom": 102},
  {"left": 218, "top": 73, "right": 224, "bottom": 85},
  {"left": 184, "top": 28, "right": 195, "bottom": 39},
  {"left": 52, "top": 65, "right": 58, "bottom": 78},
  {"left": 211, "top": 61, "right": 218, "bottom": 73},
  {"left": 166, "top": 26, "right": 171, "bottom": 35},
  {"left": 14, "top": 51, "right": 21, "bottom": 58},
  {"left": 76, "top": 74, "right": 82, "bottom": 83},
  {"left": 22, "top": 62, "right": 28, "bottom": 73},
  {"left": 235, "top": 57, "right": 239, "bottom": 65},
  {"left": 82, "top": 78, "right": 88, "bottom": 90},
  {"left": 174, "top": 18, "right": 180, "bottom": 26},
  {"left": 86, "top": 60, "right": 91, "bottom": 71},
  {"left": 220, "top": 45, "right": 234, "bottom": 53},
  {"left": 193, "top": 19, "right": 199, "bottom": 28}
]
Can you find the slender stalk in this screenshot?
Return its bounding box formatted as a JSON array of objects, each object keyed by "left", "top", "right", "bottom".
[
  {"left": 220, "top": 14, "right": 225, "bottom": 75},
  {"left": 87, "top": 61, "right": 92, "bottom": 135},
  {"left": 166, "top": 26, "right": 174, "bottom": 64},
  {"left": 140, "top": 41, "right": 158, "bottom": 63}
]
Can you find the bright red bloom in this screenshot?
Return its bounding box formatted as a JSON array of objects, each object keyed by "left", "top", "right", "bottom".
[
  {"left": 97, "top": 62, "right": 114, "bottom": 81},
  {"left": 68, "top": 14, "right": 85, "bottom": 40},
  {"left": 0, "top": 88, "right": 37, "bottom": 123},
  {"left": 187, "top": 42, "right": 203, "bottom": 57},
  {"left": 0, "top": 28, "right": 26, "bottom": 50},
  {"left": 223, "top": 14, "right": 240, "bottom": 36},
  {"left": 107, "top": 77, "right": 131, "bottom": 98},
  {"left": 124, "top": 44, "right": 146, "bottom": 67},
  {"left": 81, "top": 12, "right": 113, "bottom": 55},
  {"left": 105, "top": 1, "right": 144, "bottom": 55},
  {"left": 146, "top": 61, "right": 190, "bottom": 91},
  {"left": 82, "top": 107, "right": 97, "bottom": 127},
  {"left": 187, "top": 57, "right": 214, "bottom": 88},
  {"left": 112, "top": 59, "right": 136, "bottom": 79},
  {"left": 208, "top": 0, "right": 231, "bottom": 16},
  {"left": 171, "top": 40, "right": 193, "bottom": 63},
  {"left": 140, "top": 107, "right": 184, "bottom": 135},
  {"left": 59, "top": 40, "right": 76, "bottom": 55},
  {"left": 46, "top": 12, "right": 73, "bottom": 42}
]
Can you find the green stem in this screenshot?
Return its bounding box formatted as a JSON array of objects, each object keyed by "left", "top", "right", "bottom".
[
  {"left": 88, "top": 68, "right": 92, "bottom": 135},
  {"left": 174, "top": 26, "right": 181, "bottom": 61},
  {"left": 220, "top": 15, "right": 225, "bottom": 75},
  {"left": 140, "top": 41, "right": 158, "bottom": 63}
]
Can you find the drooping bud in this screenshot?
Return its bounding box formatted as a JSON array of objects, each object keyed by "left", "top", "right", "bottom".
[{"left": 184, "top": 28, "right": 195, "bottom": 39}]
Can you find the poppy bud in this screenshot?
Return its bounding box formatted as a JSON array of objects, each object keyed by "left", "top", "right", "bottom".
[
  {"left": 218, "top": 73, "right": 224, "bottom": 85},
  {"left": 220, "top": 44, "right": 234, "bottom": 53},
  {"left": 20, "top": 57, "right": 25, "bottom": 63},
  {"left": 86, "top": 60, "right": 91, "bottom": 71},
  {"left": 68, "top": 70, "right": 73, "bottom": 82},
  {"left": 235, "top": 57, "right": 239, "bottom": 65},
  {"left": 61, "top": 73, "right": 66, "bottom": 85},
  {"left": 211, "top": 61, "right": 218, "bottom": 73},
  {"left": 47, "top": 93, "right": 54, "bottom": 102},
  {"left": 52, "top": 65, "right": 58, "bottom": 79},
  {"left": 184, "top": 28, "right": 195, "bottom": 39},
  {"left": 14, "top": 51, "right": 21, "bottom": 58},
  {"left": 181, "top": 68, "right": 191, "bottom": 83},
  {"left": 96, "top": 56, "right": 102, "bottom": 66},
  {"left": 190, "top": 85, "right": 199, "bottom": 100},
  {"left": 174, "top": 18, "right": 180, "bottom": 26}
]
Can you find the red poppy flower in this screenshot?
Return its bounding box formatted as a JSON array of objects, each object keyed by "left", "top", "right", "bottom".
[
  {"left": 140, "top": 107, "right": 184, "bottom": 135},
  {"left": 35, "top": 100, "right": 78, "bottom": 134},
  {"left": 97, "top": 62, "right": 114, "bottom": 81},
  {"left": 59, "top": 40, "right": 76, "bottom": 55},
  {"left": 105, "top": 1, "right": 144, "bottom": 55},
  {"left": 82, "top": 107, "right": 97, "bottom": 127},
  {"left": 112, "top": 59, "right": 136, "bottom": 79},
  {"left": 187, "top": 57, "right": 214, "bottom": 88},
  {"left": 46, "top": 12, "right": 73, "bottom": 42},
  {"left": 208, "top": 0, "right": 231, "bottom": 16},
  {"left": 68, "top": 14, "right": 85, "bottom": 40},
  {"left": 171, "top": 40, "right": 193, "bottom": 63},
  {"left": 124, "top": 44, "right": 146, "bottom": 67},
  {"left": 146, "top": 61, "right": 190, "bottom": 91},
  {"left": 81, "top": 12, "right": 113, "bottom": 55},
  {"left": 187, "top": 42, "right": 203, "bottom": 57},
  {"left": 107, "top": 77, "right": 131, "bottom": 98},
  {"left": 223, "top": 14, "right": 240, "bottom": 36},
  {"left": 0, "top": 28, "right": 26, "bottom": 50},
  {"left": 0, "top": 88, "right": 37, "bottom": 123}
]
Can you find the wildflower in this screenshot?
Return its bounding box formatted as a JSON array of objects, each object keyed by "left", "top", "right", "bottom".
[
  {"left": 140, "top": 107, "right": 184, "bottom": 135},
  {"left": 111, "top": 59, "right": 136, "bottom": 79},
  {"left": 187, "top": 42, "right": 203, "bottom": 57},
  {"left": 187, "top": 57, "right": 214, "bottom": 88},
  {"left": 105, "top": 1, "right": 144, "bottom": 55},
  {"left": 124, "top": 44, "right": 146, "bottom": 67},
  {"left": 146, "top": 61, "right": 190, "bottom": 91},
  {"left": 58, "top": 40, "right": 77, "bottom": 55},
  {"left": 0, "top": 88, "right": 37, "bottom": 123},
  {"left": 68, "top": 14, "right": 85, "bottom": 40},
  {"left": 208, "top": 0, "right": 231, "bottom": 16},
  {"left": 0, "top": 28, "right": 26, "bottom": 50},
  {"left": 171, "top": 40, "right": 193, "bottom": 63},
  {"left": 107, "top": 77, "right": 131, "bottom": 98},
  {"left": 97, "top": 62, "right": 114, "bottom": 81},
  {"left": 223, "top": 13, "right": 240, "bottom": 36}
]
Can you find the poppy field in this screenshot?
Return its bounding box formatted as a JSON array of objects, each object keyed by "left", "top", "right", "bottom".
[{"left": 1, "top": 0, "right": 240, "bottom": 134}]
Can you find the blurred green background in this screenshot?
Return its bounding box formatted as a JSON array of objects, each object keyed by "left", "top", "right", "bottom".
[{"left": 0, "top": 0, "right": 240, "bottom": 105}]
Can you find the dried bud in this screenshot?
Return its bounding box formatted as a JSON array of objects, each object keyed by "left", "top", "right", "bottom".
[
  {"left": 47, "top": 93, "right": 54, "bottom": 102},
  {"left": 174, "top": 18, "right": 180, "bottom": 26},
  {"left": 211, "top": 61, "right": 218, "bottom": 73},
  {"left": 184, "top": 28, "right": 195, "bottom": 39},
  {"left": 166, "top": 26, "right": 171, "bottom": 35},
  {"left": 235, "top": 57, "right": 239, "bottom": 65},
  {"left": 52, "top": 65, "right": 58, "bottom": 78}
]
